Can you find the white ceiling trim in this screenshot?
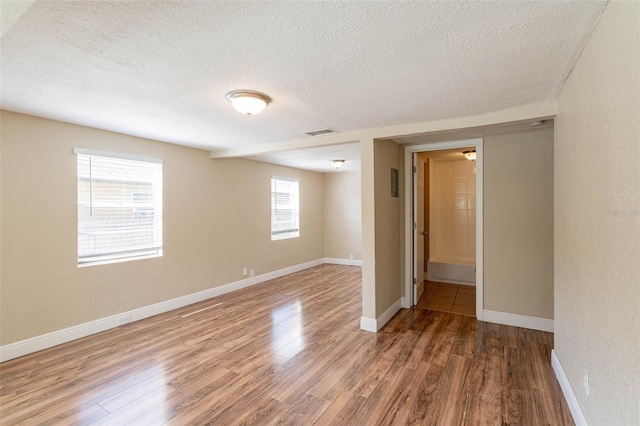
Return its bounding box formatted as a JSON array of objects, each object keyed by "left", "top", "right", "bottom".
[{"left": 209, "top": 100, "right": 557, "bottom": 159}]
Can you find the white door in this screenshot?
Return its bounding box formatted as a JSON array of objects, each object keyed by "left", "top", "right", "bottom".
[{"left": 413, "top": 153, "right": 426, "bottom": 305}]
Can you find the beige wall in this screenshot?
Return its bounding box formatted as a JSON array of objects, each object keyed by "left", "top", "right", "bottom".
[
  {"left": 430, "top": 159, "right": 476, "bottom": 263},
  {"left": 484, "top": 127, "right": 554, "bottom": 319},
  {"left": 323, "top": 171, "right": 362, "bottom": 260},
  {"left": 0, "top": 111, "right": 324, "bottom": 346},
  {"left": 555, "top": 1, "right": 640, "bottom": 424},
  {"left": 360, "top": 138, "right": 376, "bottom": 319},
  {"left": 373, "top": 139, "right": 403, "bottom": 317}
]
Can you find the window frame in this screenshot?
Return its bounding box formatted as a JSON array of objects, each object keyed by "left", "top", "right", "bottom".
[
  {"left": 270, "top": 176, "right": 300, "bottom": 241},
  {"left": 75, "top": 148, "right": 163, "bottom": 266}
]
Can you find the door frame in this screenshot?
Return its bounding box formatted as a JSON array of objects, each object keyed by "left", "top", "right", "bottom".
[
  {"left": 412, "top": 152, "right": 426, "bottom": 304},
  {"left": 403, "top": 138, "right": 484, "bottom": 321}
]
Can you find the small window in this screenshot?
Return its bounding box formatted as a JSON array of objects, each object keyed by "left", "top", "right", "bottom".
[
  {"left": 76, "top": 149, "right": 163, "bottom": 265},
  {"left": 271, "top": 177, "right": 299, "bottom": 240}
]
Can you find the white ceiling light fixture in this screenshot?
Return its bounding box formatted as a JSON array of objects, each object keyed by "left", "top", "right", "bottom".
[
  {"left": 463, "top": 150, "right": 476, "bottom": 161},
  {"left": 226, "top": 90, "right": 271, "bottom": 117},
  {"left": 330, "top": 160, "right": 345, "bottom": 169}
]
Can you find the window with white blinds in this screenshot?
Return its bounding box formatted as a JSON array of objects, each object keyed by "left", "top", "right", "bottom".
[
  {"left": 271, "top": 177, "right": 300, "bottom": 240},
  {"left": 76, "top": 150, "right": 163, "bottom": 265}
]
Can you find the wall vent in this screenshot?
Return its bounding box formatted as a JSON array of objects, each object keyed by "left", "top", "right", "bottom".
[{"left": 304, "top": 128, "right": 338, "bottom": 137}]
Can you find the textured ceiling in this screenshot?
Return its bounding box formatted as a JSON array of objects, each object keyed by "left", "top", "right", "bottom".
[
  {"left": 1, "top": 1, "right": 604, "bottom": 153},
  {"left": 248, "top": 143, "right": 361, "bottom": 173}
]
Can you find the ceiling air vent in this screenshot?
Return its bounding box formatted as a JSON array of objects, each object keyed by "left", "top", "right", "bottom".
[{"left": 304, "top": 128, "right": 338, "bottom": 137}]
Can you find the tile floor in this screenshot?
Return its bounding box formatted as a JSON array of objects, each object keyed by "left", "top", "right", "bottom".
[{"left": 417, "top": 281, "right": 476, "bottom": 317}]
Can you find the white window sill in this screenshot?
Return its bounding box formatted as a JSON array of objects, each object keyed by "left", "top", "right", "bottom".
[{"left": 78, "top": 253, "right": 162, "bottom": 268}]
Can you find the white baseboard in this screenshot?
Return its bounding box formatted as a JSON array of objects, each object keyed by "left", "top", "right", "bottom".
[
  {"left": 483, "top": 309, "right": 554, "bottom": 332},
  {"left": 360, "top": 298, "right": 402, "bottom": 333},
  {"left": 324, "top": 257, "right": 362, "bottom": 266},
  {"left": 551, "top": 350, "right": 587, "bottom": 426},
  {"left": 359, "top": 317, "right": 377, "bottom": 332},
  {"left": 377, "top": 298, "right": 402, "bottom": 330},
  {"left": 0, "top": 258, "right": 325, "bottom": 362}
]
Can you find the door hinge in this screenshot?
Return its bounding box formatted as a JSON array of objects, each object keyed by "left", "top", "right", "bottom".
[
  {"left": 412, "top": 221, "right": 416, "bottom": 229},
  {"left": 412, "top": 166, "right": 417, "bottom": 173},
  {"left": 413, "top": 278, "right": 417, "bottom": 285}
]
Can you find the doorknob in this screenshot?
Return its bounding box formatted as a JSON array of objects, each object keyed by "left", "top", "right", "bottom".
[{"left": 422, "top": 232, "right": 429, "bottom": 236}]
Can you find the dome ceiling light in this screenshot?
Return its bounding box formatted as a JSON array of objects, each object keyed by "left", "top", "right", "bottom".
[
  {"left": 463, "top": 150, "right": 476, "bottom": 161},
  {"left": 226, "top": 90, "right": 271, "bottom": 117},
  {"left": 330, "top": 160, "right": 345, "bottom": 169}
]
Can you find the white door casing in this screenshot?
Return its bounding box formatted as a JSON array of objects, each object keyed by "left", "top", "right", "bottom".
[{"left": 413, "top": 153, "right": 425, "bottom": 305}]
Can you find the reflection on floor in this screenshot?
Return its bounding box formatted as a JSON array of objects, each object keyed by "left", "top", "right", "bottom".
[{"left": 418, "top": 281, "right": 476, "bottom": 317}]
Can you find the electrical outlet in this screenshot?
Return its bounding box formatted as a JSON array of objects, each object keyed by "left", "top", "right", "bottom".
[
  {"left": 118, "top": 315, "right": 130, "bottom": 326},
  {"left": 242, "top": 267, "right": 248, "bottom": 276},
  {"left": 583, "top": 368, "right": 589, "bottom": 396},
  {"left": 249, "top": 269, "right": 255, "bottom": 277},
  {"left": 349, "top": 253, "right": 354, "bottom": 260}
]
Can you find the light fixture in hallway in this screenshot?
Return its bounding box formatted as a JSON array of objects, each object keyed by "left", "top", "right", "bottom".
[
  {"left": 330, "top": 160, "right": 345, "bottom": 169},
  {"left": 463, "top": 150, "right": 476, "bottom": 161}
]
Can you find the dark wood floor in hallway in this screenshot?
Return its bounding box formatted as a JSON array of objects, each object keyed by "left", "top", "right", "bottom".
[{"left": 0, "top": 264, "right": 573, "bottom": 425}]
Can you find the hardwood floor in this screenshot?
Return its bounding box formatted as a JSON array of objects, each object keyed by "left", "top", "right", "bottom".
[{"left": 0, "top": 264, "right": 573, "bottom": 425}]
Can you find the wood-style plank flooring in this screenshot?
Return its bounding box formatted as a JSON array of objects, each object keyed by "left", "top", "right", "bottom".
[{"left": 0, "top": 264, "right": 573, "bottom": 425}]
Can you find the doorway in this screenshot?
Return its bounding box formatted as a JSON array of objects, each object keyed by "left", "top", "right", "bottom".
[{"left": 403, "top": 138, "right": 484, "bottom": 321}]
